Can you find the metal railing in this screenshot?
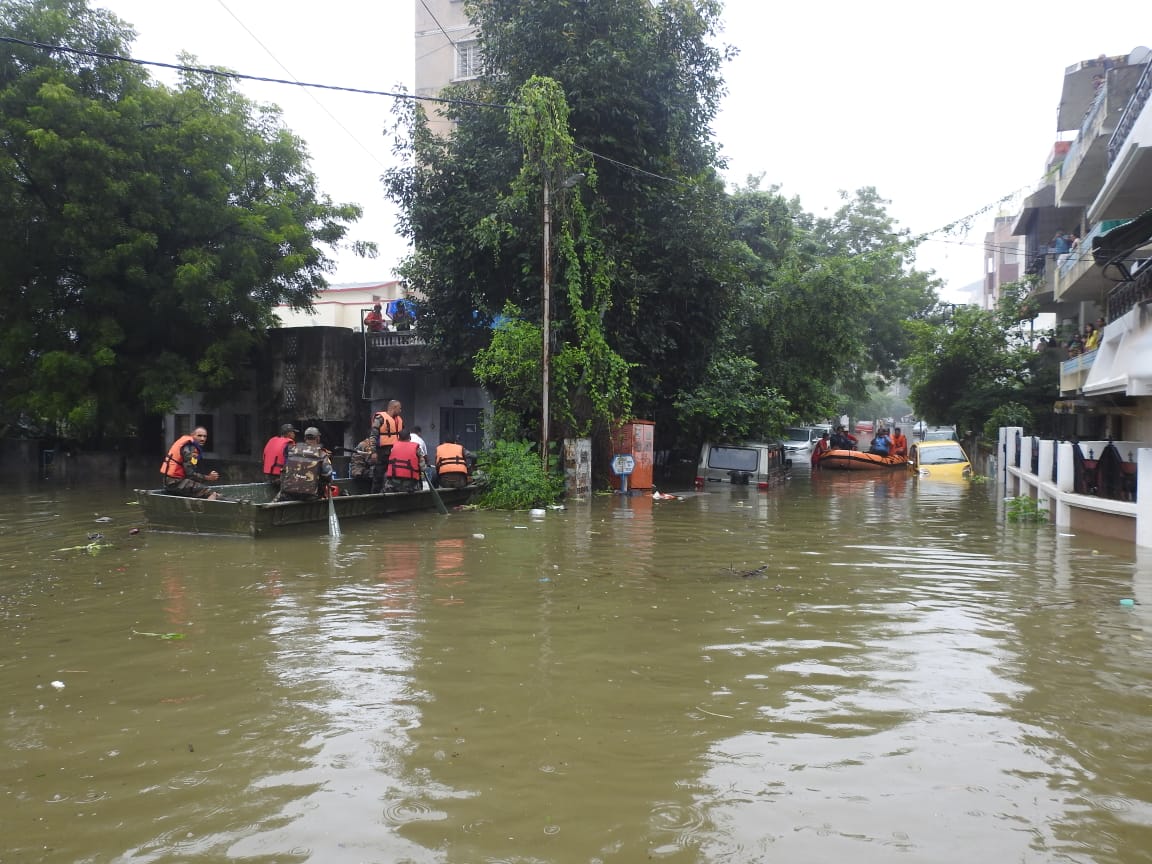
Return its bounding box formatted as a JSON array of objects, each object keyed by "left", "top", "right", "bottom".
[
  {"left": 1108, "top": 61, "right": 1152, "bottom": 166},
  {"left": 1106, "top": 265, "right": 1152, "bottom": 322},
  {"left": 1061, "top": 86, "right": 1108, "bottom": 178},
  {"left": 367, "top": 331, "right": 427, "bottom": 348}
]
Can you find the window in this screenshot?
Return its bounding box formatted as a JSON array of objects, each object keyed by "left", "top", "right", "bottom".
[
  {"left": 173, "top": 414, "right": 191, "bottom": 439},
  {"left": 456, "top": 40, "right": 482, "bottom": 80},
  {"left": 707, "top": 446, "right": 759, "bottom": 473},
  {"left": 234, "top": 414, "right": 252, "bottom": 455}
]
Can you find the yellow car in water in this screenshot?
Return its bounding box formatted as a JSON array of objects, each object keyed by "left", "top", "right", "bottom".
[{"left": 908, "top": 439, "right": 973, "bottom": 480}]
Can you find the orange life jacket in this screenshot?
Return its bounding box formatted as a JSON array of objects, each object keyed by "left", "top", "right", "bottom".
[
  {"left": 374, "top": 411, "right": 404, "bottom": 448},
  {"left": 435, "top": 442, "right": 469, "bottom": 476},
  {"left": 262, "top": 435, "right": 293, "bottom": 475},
  {"left": 385, "top": 440, "right": 421, "bottom": 480},
  {"left": 160, "top": 435, "right": 200, "bottom": 479}
]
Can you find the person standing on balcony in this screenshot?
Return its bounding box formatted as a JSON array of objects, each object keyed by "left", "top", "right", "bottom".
[
  {"left": 364, "top": 303, "right": 385, "bottom": 332},
  {"left": 1084, "top": 323, "right": 1100, "bottom": 351}
]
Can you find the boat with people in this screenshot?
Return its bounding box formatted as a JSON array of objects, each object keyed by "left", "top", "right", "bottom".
[
  {"left": 817, "top": 450, "right": 908, "bottom": 471},
  {"left": 135, "top": 482, "right": 479, "bottom": 537}
]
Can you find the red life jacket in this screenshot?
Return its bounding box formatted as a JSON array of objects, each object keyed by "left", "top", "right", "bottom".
[
  {"left": 262, "top": 435, "right": 294, "bottom": 475},
  {"left": 374, "top": 412, "right": 404, "bottom": 448},
  {"left": 435, "top": 442, "right": 469, "bottom": 476},
  {"left": 385, "top": 440, "right": 421, "bottom": 480},
  {"left": 160, "top": 435, "right": 200, "bottom": 479}
]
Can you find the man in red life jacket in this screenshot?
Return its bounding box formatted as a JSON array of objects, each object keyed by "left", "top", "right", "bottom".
[
  {"left": 384, "top": 429, "right": 423, "bottom": 493},
  {"left": 810, "top": 432, "right": 830, "bottom": 468},
  {"left": 370, "top": 399, "right": 403, "bottom": 493},
  {"left": 262, "top": 424, "right": 297, "bottom": 490},
  {"left": 160, "top": 426, "right": 220, "bottom": 499}
]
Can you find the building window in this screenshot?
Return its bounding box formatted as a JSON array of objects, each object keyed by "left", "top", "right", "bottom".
[
  {"left": 234, "top": 414, "right": 252, "bottom": 456},
  {"left": 456, "top": 40, "right": 482, "bottom": 80},
  {"left": 173, "top": 414, "right": 191, "bottom": 439}
]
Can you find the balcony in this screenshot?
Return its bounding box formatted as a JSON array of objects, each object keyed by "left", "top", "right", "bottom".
[
  {"left": 1052, "top": 219, "right": 1130, "bottom": 302},
  {"left": 1055, "top": 69, "right": 1145, "bottom": 207},
  {"left": 1060, "top": 348, "right": 1097, "bottom": 395},
  {"left": 365, "top": 329, "right": 431, "bottom": 373},
  {"left": 1092, "top": 62, "right": 1152, "bottom": 221}
]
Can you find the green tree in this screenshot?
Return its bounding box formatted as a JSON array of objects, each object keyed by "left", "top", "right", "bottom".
[
  {"left": 904, "top": 304, "right": 1056, "bottom": 437},
  {"left": 0, "top": 0, "right": 365, "bottom": 440},
  {"left": 384, "top": 0, "right": 739, "bottom": 436}
]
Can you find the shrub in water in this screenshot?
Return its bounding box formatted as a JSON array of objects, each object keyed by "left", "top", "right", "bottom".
[{"left": 474, "top": 439, "right": 563, "bottom": 510}]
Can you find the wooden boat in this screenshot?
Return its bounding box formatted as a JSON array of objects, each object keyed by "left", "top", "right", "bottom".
[
  {"left": 135, "top": 482, "right": 479, "bottom": 537},
  {"left": 817, "top": 449, "right": 908, "bottom": 471}
]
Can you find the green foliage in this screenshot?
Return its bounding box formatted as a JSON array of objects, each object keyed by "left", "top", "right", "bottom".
[
  {"left": 385, "top": 0, "right": 736, "bottom": 438},
  {"left": 1005, "top": 495, "right": 1048, "bottom": 524},
  {"left": 983, "top": 402, "right": 1033, "bottom": 441},
  {"left": 472, "top": 303, "right": 543, "bottom": 440},
  {"left": 0, "top": 0, "right": 365, "bottom": 437},
  {"left": 673, "top": 351, "right": 791, "bottom": 444},
  {"left": 474, "top": 439, "right": 563, "bottom": 509}
]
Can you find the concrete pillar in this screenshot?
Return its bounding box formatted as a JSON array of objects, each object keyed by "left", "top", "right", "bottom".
[
  {"left": 1038, "top": 439, "right": 1054, "bottom": 507},
  {"left": 1137, "top": 448, "right": 1152, "bottom": 549},
  {"left": 1056, "top": 442, "right": 1075, "bottom": 494},
  {"left": 563, "top": 437, "right": 591, "bottom": 500}
]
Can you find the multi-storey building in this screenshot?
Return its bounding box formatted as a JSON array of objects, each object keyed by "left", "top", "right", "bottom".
[
  {"left": 414, "top": 0, "right": 479, "bottom": 137},
  {"left": 983, "top": 215, "right": 1023, "bottom": 311},
  {"left": 1001, "top": 46, "right": 1152, "bottom": 547}
]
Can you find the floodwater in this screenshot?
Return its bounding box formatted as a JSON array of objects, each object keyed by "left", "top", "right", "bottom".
[{"left": 2, "top": 468, "right": 1151, "bottom": 864}]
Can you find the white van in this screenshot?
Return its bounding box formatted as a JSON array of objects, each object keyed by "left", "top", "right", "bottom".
[{"left": 694, "top": 441, "right": 791, "bottom": 490}]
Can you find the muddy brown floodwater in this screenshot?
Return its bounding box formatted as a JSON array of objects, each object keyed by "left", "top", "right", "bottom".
[{"left": 2, "top": 469, "right": 1150, "bottom": 863}]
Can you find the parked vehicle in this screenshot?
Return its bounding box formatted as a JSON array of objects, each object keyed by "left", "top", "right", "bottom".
[
  {"left": 922, "top": 426, "right": 958, "bottom": 441},
  {"left": 781, "top": 426, "right": 818, "bottom": 456},
  {"left": 908, "top": 440, "right": 972, "bottom": 480},
  {"left": 695, "top": 441, "right": 791, "bottom": 490}
]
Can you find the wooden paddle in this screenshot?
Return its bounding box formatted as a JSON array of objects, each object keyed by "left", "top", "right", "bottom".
[
  {"left": 327, "top": 483, "right": 342, "bottom": 537},
  {"left": 425, "top": 469, "right": 448, "bottom": 515}
]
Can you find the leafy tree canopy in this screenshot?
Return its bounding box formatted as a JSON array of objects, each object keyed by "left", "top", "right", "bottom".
[{"left": 0, "top": 0, "right": 366, "bottom": 438}]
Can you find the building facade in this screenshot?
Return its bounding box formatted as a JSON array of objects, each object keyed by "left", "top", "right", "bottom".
[
  {"left": 414, "top": 0, "right": 479, "bottom": 137},
  {"left": 1001, "top": 46, "right": 1152, "bottom": 547}
]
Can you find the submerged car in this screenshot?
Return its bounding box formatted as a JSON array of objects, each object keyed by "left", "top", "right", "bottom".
[
  {"left": 695, "top": 441, "right": 791, "bottom": 490},
  {"left": 908, "top": 440, "right": 973, "bottom": 480}
]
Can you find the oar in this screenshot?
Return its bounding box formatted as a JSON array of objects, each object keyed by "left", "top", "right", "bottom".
[
  {"left": 425, "top": 469, "right": 448, "bottom": 515},
  {"left": 327, "top": 483, "right": 342, "bottom": 537}
]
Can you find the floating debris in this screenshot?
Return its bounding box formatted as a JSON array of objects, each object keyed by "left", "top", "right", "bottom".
[{"left": 132, "top": 629, "right": 186, "bottom": 640}]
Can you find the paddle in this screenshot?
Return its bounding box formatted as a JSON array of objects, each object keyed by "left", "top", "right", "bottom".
[
  {"left": 327, "top": 483, "right": 342, "bottom": 537},
  {"left": 425, "top": 468, "right": 448, "bottom": 515}
]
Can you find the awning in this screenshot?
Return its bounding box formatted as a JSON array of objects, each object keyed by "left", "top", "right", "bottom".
[{"left": 1093, "top": 207, "right": 1152, "bottom": 266}]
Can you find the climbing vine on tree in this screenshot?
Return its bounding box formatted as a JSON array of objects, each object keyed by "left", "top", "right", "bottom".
[{"left": 502, "top": 76, "right": 632, "bottom": 438}]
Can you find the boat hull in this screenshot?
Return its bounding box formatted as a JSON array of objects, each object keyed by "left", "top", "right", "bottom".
[
  {"left": 817, "top": 450, "right": 908, "bottom": 471},
  {"left": 136, "top": 482, "right": 478, "bottom": 537}
]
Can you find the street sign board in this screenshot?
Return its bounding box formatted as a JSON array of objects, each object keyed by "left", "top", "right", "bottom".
[{"left": 611, "top": 454, "right": 635, "bottom": 476}]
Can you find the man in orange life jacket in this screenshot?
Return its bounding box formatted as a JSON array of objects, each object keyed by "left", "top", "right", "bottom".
[
  {"left": 262, "top": 424, "right": 297, "bottom": 489},
  {"left": 434, "top": 434, "right": 473, "bottom": 489},
  {"left": 370, "top": 399, "right": 403, "bottom": 493},
  {"left": 160, "top": 426, "right": 220, "bottom": 499},
  {"left": 384, "top": 429, "right": 423, "bottom": 493}
]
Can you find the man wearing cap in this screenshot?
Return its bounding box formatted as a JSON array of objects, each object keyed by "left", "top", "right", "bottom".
[
  {"left": 262, "top": 423, "right": 297, "bottom": 490},
  {"left": 277, "top": 427, "right": 335, "bottom": 501}
]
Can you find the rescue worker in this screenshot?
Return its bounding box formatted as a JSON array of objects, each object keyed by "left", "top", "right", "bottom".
[
  {"left": 160, "top": 426, "right": 220, "bottom": 499},
  {"left": 891, "top": 426, "right": 909, "bottom": 459},
  {"left": 370, "top": 399, "right": 403, "bottom": 493},
  {"left": 277, "top": 427, "right": 334, "bottom": 502},
  {"left": 348, "top": 436, "right": 377, "bottom": 494},
  {"left": 384, "top": 429, "right": 423, "bottom": 493},
  {"left": 261, "top": 424, "right": 297, "bottom": 490},
  {"left": 869, "top": 428, "right": 893, "bottom": 457},
  {"left": 810, "top": 432, "right": 830, "bottom": 469},
  {"left": 830, "top": 425, "right": 857, "bottom": 451},
  {"left": 434, "top": 434, "right": 473, "bottom": 488}
]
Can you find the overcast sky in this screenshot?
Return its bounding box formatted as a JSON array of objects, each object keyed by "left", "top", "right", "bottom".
[{"left": 93, "top": 0, "right": 1143, "bottom": 301}]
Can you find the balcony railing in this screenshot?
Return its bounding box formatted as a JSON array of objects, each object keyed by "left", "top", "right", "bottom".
[
  {"left": 1108, "top": 61, "right": 1152, "bottom": 166},
  {"left": 1061, "top": 86, "right": 1108, "bottom": 178},
  {"left": 367, "top": 330, "right": 427, "bottom": 348},
  {"left": 1106, "top": 264, "right": 1152, "bottom": 322}
]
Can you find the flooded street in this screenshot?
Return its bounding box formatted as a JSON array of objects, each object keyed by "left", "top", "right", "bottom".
[{"left": 2, "top": 469, "right": 1151, "bottom": 863}]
